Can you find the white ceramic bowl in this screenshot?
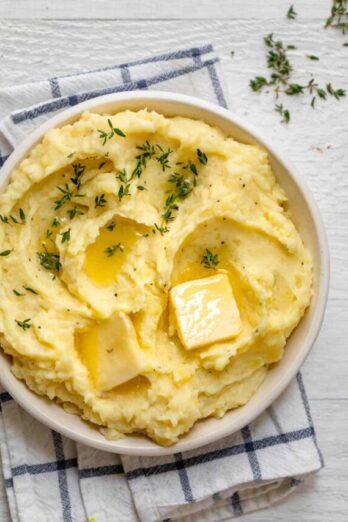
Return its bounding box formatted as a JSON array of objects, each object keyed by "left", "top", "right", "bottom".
[{"left": 0, "top": 92, "right": 329, "bottom": 456}]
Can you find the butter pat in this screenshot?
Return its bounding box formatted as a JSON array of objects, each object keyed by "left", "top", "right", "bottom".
[
  {"left": 170, "top": 273, "right": 241, "bottom": 350},
  {"left": 77, "top": 312, "right": 144, "bottom": 392}
]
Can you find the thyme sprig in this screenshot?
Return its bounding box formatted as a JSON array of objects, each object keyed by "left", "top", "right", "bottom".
[
  {"left": 60, "top": 229, "right": 71, "bottom": 243},
  {"left": 201, "top": 248, "right": 219, "bottom": 269},
  {"left": 287, "top": 5, "right": 297, "bottom": 20},
  {"left": 0, "top": 209, "right": 26, "bottom": 225},
  {"left": 249, "top": 32, "right": 346, "bottom": 123},
  {"left": 156, "top": 146, "right": 172, "bottom": 171},
  {"left": 104, "top": 243, "right": 124, "bottom": 257},
  {"left": 55, "top": 163, "right": 86, "bottom": 210},
  {"left": 37, "top": 250, "right": 62, "bottom": 273},
  {"left": 325, "top": 0, "right": 348, "bottom": 34},
  {"left": 275, "top": 104, "right": 290, "bottom": 123},
  {"left": 97, "top": 119, "right": 126, "bottom": 145},
  {"left": 95, "top": 194, "right": 107, "bottom": 208},
  {"left": 15, "top": 318, "right": 32, "bottom": 331}
]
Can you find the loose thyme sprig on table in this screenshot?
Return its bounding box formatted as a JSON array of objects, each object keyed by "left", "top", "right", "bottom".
[
  {"left": 325, "top": 0, "right": 348, "bottom": 34},
  {"left": 249, "top": 32, "right": 346, "bottom": 123},
  {"left": 287, "top": 5, "right": 297, "bottom": 20}
]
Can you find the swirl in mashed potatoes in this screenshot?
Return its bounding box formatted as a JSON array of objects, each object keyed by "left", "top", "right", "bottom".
[{"left": 0, "top": 110, "right": 312, "bottom": 445}]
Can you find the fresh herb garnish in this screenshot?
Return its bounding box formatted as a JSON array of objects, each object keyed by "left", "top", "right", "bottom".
[
  {"left": 197, "top": 149, "right": 208, "bottom": 165},
  {"left": 15, "top": 318, "right": 32, "bottom": 331},
  {"left": 70, "top": 163, "right": 85, "bottom": 190},
  {"left": 37, "top": 251, "right": 62, "bottom": 272},
  {"left": 326, "top": 82, "right": 346, "bottom": 99},
  {"left": 307, "top": 54, "right": 319, "bottom": 61},
  {"left": 153, "top": 223, "right": 169, "bottom": 235},
  {"left": 156, "top": 146, "right": 172, "bottom": 171},
  {"left": 325, "top": 0, "right": 348, "bottom": 34},
  {"left": 104, "top": 243, "right": 124, "bottom": 257},
  {"left": 67, "top": 152, "right": 75, "bottom": 159},
  {"left": 54, "top": 163, "right": 86, "bottom": 210},
  {"left": 168, "top": 173, "right": 193, "bottom": 199},
  {"left": 24, "top": 287, "right": 39, "bottom": 295},
  {"left": 287, "top": 5, "right": 297, "bottom": 20},
  {"left": 67, "top": 207, "right": 84, "bottom": 220},
  {"left": 97, "top": 119, "right": 126, "bottom": 145},
  {"left": 106, "top": 221, "right": 116, "bottom": 231},
  {"left": 0, "top": 214, "right": 9, "bottom": 224},
  {"left": 95, "top": 194, "right": 107, "bottom": 208},
  {"left": 0, "top": 250, "right": 12, "bottom": 256},
  {"left": 54, "top": 184, "right": 73, "bottom": 210},
  {"left": 60, "top": 229, "right": 71, "bottom": 243},
  {"left": 275, "top": 104, "right": 291, "bottom": 123},
  {"left": 8, "top": 208, "right": 26, "bottom": 225},
  {"left": 116, "top": 169, "right": 132, "bottom": 201},
  {"left": 201, "top": 248, "right": 219, "bottom": 269},
  {"left": 13, "top": 289, "right": 24, "bottom": 297},
  {"left": 136, "top": 141, "right": 156, "bottom": 169},
  {"left": 249, "top": 32, "right": 346, "bottom": 122},
  {"left": 162, "top": 193, "right": 179, "bottom": 222},
  {"left": 137, "top": 185, "right": 146, "bottom": 191},
  {"left": 52, "top": 217, "right": 60, "bottom": 228},
  {"left": 183, "top": 161, "right": 198, "bottom": 176}
]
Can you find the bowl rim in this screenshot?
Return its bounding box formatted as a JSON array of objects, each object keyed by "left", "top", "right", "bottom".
[{"left": 0, "top": 90, "right": 330, "bottom": 456}]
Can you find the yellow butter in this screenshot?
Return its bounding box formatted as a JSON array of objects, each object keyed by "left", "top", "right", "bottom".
[
  {"left": 170, "top": 273, "right": 242, "bottom": 350},
  {"left": 77, "top": 312, "right": 144, "bottom": 392}
]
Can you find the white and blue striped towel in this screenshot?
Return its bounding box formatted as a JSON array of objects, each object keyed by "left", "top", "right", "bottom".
[{"left": 0, "top": 45, "right": 323, "bottom": 522}]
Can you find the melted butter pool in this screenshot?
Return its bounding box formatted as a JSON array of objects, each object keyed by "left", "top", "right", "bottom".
[{"left": 83, "top": 217, "right": 146, "bottom": 286}]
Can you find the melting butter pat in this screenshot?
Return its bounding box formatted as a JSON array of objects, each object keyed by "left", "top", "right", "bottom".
[
  {"left": 77, "top": 312, "right": 144, "bottom": 392},
  {"left": 170, "top": 273, "right": 241, "bottom": 350}
]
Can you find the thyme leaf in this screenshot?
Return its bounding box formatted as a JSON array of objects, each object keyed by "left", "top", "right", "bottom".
[
  {"left": 15, "top": 318, "right": 32, "bottom": 331},
  {"left": 201, "top": 248, "right": 219, "bottom": 269}
]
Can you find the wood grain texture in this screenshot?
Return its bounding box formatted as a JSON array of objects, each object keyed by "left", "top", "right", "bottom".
[
  {"left": 0, "top": 0, "right": 333, "bottom": 20},
  {"left": 0, "top": 13, "right": 347, "bottom": 522}
]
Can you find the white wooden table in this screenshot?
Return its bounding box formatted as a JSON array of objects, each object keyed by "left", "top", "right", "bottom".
[{"left": 0, "top": 1, "right": 347, "bottom": 520}]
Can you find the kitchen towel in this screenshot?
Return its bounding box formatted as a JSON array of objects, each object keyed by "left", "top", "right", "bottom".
[{"left": 0, "top": 45, "right": 323, "bottom": 522}]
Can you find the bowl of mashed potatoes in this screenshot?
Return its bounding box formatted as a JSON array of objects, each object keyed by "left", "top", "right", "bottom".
[{"left": 0, "top": 92, "right": 329, "bottom": 455}]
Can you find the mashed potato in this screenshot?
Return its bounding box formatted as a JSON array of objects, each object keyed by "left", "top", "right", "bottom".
[{"left": 0, "top": 110, "right": 312, "bottom": 445}]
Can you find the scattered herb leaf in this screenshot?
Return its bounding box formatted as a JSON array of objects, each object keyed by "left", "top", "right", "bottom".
[
  {"left": 325, "top": 0, "right": 348, "bottom": 34},
  {"left": 197, "top": 149, "right": 208, "bottom": 165},
  {"left": 201, "top": 248, "right": 219, "bottom": 269},
  {"left": 60, "top": 229, "right": 71, "bottom": 243},
  {"left": 24, "top": 287, "right": 39, "bottom": 295},
  {"left": 97, "top": 119, "right": 126, "bottom": 145},
  {"left": 156, "top": 146, "right": 172, "bottom": 171},
  {"left": 287, "top": 5, "right": 297, "bottom": 20},
  {"left": 275, "top": 104, "right": 290, "bottom": 123},
  {"left": 15, "top": 318, "right": 32, "bottom": 331},
  {"left": 153, "top": 223, "right": 169, "bottom": 235},
  {"left": 106, "top": 221, "right": 116, "bottom": 231},
  {"left": 104, "top": 243, "right": 124, "bottom": 256},
  {"left": 95, "top": 194, "right": 107, "bottom": 208},
  {"left": 37, "top": 251, "right": 62, "bottom": 273}
]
